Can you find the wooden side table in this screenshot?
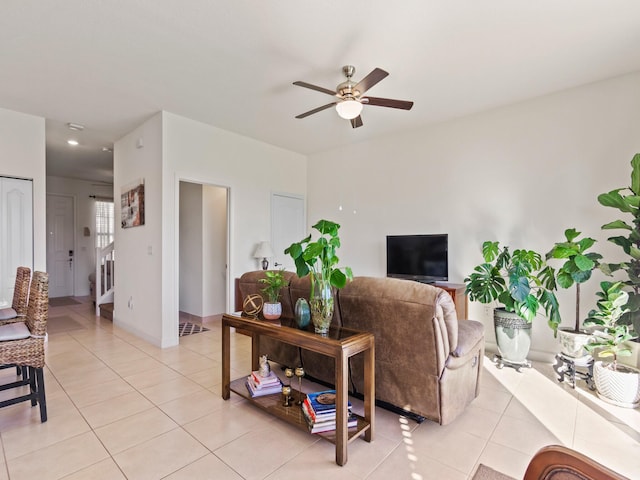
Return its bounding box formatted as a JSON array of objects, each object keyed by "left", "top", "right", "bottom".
[{"left": 221, "top": 313, "right": 375, "bottom": 466}]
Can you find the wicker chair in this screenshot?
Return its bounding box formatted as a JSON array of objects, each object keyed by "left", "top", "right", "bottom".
[
  {"left": 0, "top": 266, "right": 31, "bottom": 323},
  {"left": 0, "top": 271, "right": 49, "bottom": 422}
]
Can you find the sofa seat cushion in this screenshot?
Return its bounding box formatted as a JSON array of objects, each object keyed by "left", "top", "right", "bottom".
[{"left": 0, "top": 322, "right": 30, "bottom": 341}]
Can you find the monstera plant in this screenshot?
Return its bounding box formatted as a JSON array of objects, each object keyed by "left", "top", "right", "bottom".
[{"left": 465, "top": 241, "right": 560, "bottom": 369}]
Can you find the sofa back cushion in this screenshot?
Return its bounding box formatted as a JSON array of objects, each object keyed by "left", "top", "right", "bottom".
[
  {"left": 238, "top": 270, "right": 296, "bottom": 319},
  {"left": 338, "top": 277, "right": 458, "bottom": 374}
]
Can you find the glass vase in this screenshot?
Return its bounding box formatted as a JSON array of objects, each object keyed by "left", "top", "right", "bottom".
[{"left": 309, "top": 274, "right": 334, "bottom": 335}]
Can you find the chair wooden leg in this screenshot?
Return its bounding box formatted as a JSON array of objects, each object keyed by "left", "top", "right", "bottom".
[
  {"left": 28, "top": 367, "right": 37, "bottom": 407},
  {"left": 35, "top": 368, "right": 47, "bottom": 422}
]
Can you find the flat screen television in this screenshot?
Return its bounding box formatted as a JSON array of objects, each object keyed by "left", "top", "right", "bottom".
[{"left": 386, "top": 234, "right": 448, "bottom": 283}]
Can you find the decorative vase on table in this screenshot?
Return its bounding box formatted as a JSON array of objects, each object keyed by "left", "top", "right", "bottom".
[
  {"left": 309, "top": 273, "right": 334, "bottom": 334},
  {"left": 263, "top": 302, "right": 282, "bottom": 320},
  {"left": 294, "top": 298, "right": 311, "bottom": 329}
]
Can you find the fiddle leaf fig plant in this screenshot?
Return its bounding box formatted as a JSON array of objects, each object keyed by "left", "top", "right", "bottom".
[
  {"left": 465, "top": 241, "right": 560, "bottom": 327},
  {"left": 584, "top": 281, "right": 637, "bottom": 371},
  {"left": 597, "top": 153, "right": 640, "bottom": 336},
  {"left": 545, "top": 228, "right": 602, "bottom": 335}
]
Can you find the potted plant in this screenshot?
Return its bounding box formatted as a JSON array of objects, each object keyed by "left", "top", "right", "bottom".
[
  {"left": 465, "top": 241, "right": 560, "bottom": 370},
  {"left": 584, "top": 281, "right": 640, "bottom": 408},
  {"left": 285, "top": 219, "right": 353, "bottom": 334},
  {"left": 545, "top": 228, "right": 602, "bottom": 358},
  {"left": 597, "top": 153, "right": 640, "bottom": 339},
  {"left": 259, "top": 270, "right": 289, "bottom": 320}
]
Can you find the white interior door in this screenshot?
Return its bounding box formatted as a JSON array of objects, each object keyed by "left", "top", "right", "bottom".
[
  {"left": 46, "top": 194, "right": 75, "bottom": 298},
  {"left": 0, "top": 177, "right": 33, "bottom": 308},
  {"left": 271, "top": 193, "right": 305, "bottom": 271}
]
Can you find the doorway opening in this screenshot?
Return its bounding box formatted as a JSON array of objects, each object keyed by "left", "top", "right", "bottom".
[{"left": 178, "top": 181, "right": 229, "bottom": 339}]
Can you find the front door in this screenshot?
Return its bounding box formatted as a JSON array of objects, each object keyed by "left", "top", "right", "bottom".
[{"left": 46, "top": 194, "right": 75, "bottom": 298}]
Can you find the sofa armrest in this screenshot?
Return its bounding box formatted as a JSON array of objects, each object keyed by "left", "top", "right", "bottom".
[
  {"left": 445, "top": 319, "right": 484, "bottom": 371},
  {"left": 451, "top": 320, "right": 484, "bottom": 357}
]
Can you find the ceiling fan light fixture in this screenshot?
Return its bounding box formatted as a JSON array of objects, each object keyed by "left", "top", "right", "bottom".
[{"left": 335, "top": 99, "right": 363, "bottom": 120}]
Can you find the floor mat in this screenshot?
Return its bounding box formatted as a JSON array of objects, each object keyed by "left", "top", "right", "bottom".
[
  {"left": 179, "top": 322, "right": 210, "bottom": 337},
  {"left": 49, "top": 297, "right": 81, "bottom": 307},
  {"left": 472, "top": 465, "right": 516, "bottom": 480},
  {"left": 48, "top": 315, "right": 86, "bottom": 334}
]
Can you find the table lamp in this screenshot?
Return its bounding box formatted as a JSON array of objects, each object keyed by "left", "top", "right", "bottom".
[{"left": 253, "top": 241, "right": 275, "bottom": 270}]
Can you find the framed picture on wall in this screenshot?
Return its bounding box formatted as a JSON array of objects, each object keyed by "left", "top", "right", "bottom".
[{"left": 121, "top": 179, "right": 145, "bottom": 228}]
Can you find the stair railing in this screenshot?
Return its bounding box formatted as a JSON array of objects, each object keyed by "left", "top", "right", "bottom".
[{"left": 95, "top": 242, "right": 115, "bottom": 315}]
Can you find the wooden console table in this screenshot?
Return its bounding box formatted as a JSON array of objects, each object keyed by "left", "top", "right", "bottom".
[{"left": 221, "top": 313, "right": 375, "bottom": 466}]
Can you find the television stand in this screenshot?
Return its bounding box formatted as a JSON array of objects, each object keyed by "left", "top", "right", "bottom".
[{"left": 432, "top": 282, "right": 468, "bottom": 320}]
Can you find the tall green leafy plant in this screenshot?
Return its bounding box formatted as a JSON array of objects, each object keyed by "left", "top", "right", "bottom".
[
  {"left": 284, "top": 219, "right": 353, "bottom": 289},
  {"left": 465, "top": 241, "right": 560, "bottom": 326},
  {"left": 545, "top": 228, "right": 602, "bottom": 335},
  {"left": 597, "top": 153, "right": 640, "bottom": 336}
]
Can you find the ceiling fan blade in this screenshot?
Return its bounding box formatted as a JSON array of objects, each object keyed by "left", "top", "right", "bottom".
[
  {"left": 293, "top": 81, "right": 338, "bottom": 97},
  {"left": 350, "top": 115, "right": 363, "bottom": 128},
  {"left": 354, "top": 68, "right": 389, "bottom": 95},
  {"left": 362, "top": 96, "right": 414, "bottom": 110},
  {"left": 295, "top": 102, "right": 337, "bottom": 119}
]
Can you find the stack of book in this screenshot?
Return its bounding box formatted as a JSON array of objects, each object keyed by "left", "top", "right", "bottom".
[
  {"left": 245, "top": 370, "right": 282, "bottom": 397},
  {"left": 302, "top": 390, "right": 357, "bottom": 433}
]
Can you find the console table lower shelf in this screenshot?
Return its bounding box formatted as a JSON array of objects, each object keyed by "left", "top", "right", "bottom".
[{"left": 229, "top": 378, "right": 370, "bottom": 443}]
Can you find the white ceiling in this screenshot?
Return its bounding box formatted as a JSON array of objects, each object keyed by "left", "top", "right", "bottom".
[{"left": 3, "top": 1, "right": 640, "bottom": 184}]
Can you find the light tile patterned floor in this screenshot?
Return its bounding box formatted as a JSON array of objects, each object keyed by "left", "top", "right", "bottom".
[{"left": 0, "top": 298, "right": 637, "bottom": 479}]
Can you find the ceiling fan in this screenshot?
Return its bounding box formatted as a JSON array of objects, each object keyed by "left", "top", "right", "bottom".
[{"left": 293, "top": 65, "right": 414, "bottom": 128}]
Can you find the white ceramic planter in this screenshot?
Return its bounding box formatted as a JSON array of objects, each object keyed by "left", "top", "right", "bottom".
[
  {"left": 494, "top": 309, "right": 531, "bottom": 364},
  {"left": 263, "top": 302, "right": 282, "bottom": 320},
  {"left": 593, "top": 360, "right": 640, "bottom": 408},
  {"left": 557, "top": 328, "right": 592, "bottom": 358}
]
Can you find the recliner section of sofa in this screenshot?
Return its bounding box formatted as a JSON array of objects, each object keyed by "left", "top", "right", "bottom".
[{"left": 238, "top": 270, "right": 484, "bottom": 425}]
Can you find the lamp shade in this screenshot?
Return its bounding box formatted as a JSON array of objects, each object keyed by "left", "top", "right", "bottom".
[
  {"left": 335, "top": 99, "right": 363, "bottom": 120},
  {"left": 253, "top": 241, "right": 275, "bottom": 259}
]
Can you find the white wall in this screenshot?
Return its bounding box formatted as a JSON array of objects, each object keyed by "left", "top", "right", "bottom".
[
  {"left": 306, "top": 71, "right": 640, "bottom": 360},
  {"left": 162, "top": 112, "right": 307, "bottom": 346},
  {"left": 0, "top": 107, "right": 46, "bottom": 272},
  {"left": 113, "top": 113, "right": 164, "bottom": 345},
  {"left": 46, "top": 176, "right": 113, "bottom": 296},
  {"left": 179, "top": 181, "right": 204, "bottom": 315},
  {"left": 114, "top": 111, "right": 307, "bottom": 347}
]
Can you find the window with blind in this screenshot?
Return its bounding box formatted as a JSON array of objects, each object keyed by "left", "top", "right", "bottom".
[{"left": 96, "top": 200, "right": 115, "bottom": 248}]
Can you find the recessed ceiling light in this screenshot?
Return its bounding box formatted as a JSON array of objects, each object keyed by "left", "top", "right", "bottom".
[
  {"left": 66, "top": 122, "right": 84, "bottom": 131},
  {"left": 101, "top": 147, "right": 113, "bottom": 153},
  {"left": 67, "top": 139, "right": 79, "bottom": 146}
]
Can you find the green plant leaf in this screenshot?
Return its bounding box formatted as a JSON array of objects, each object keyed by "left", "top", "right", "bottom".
[
  {"left": 598, "top": 190, "right": 636, "bottom": 213},
  {"left": 564, "top": 228, "right": 580, "bottom": 242},
  {"left": 330, "top": 269, "right": 347, "bottom": 288},
  {"left": 601, "top": 220, "right": 632, "bottom": 230},
  {"left": 556, "top": 270, "right": 574, "bottom": 289},
  {"left": 574, "top": 254, "right": 595, "bottom": 271},
  {"left": 631, "top": 153, "right": 640, "bottom": 194},
  {"left": 482, "top": 241, "right": 500, "bottom": 262}
]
